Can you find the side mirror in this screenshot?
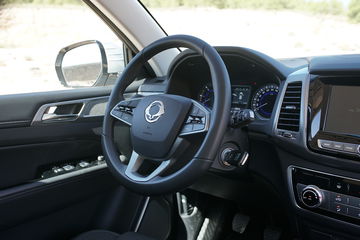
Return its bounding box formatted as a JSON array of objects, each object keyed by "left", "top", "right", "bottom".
[{"left": 55, "top": 40, "right": 124, "bottom": 88}]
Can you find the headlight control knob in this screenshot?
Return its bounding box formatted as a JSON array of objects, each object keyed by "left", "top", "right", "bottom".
[{"left": 301, "top": 185, "right": 324, "bottom": 208}]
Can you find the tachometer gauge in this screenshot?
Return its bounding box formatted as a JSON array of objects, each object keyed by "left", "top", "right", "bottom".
[
  {"left": 251, "top": 84, "right": 279, "bottom": 120},
  {"left": 198, "top": 84, "right": 214, "bottom": 108}
]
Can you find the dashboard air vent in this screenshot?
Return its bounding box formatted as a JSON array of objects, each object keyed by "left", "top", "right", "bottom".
[{"left": 277, "top": 81, "right": 302, "bottom": 132}]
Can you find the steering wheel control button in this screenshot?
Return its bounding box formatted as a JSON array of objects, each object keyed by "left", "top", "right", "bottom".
[
  {"left": 193, "top": 123, "right": 205, "bottom": 131},
  {"left": 181, "top": 124, "right": 194, "bottom": 134},
  {"left": 121, "top": 113, "right": 132, "bottom": 124},
  {"left": 301, "top": 185, "right": 324, "bottom": 208},
  {"left": 110, "top": 99, "right": 143, "bottom": 126},
  {"left": 127, "top": 99, "right": 140, "bottom": 108},
  {"left": 190, "top": 106, "right": 199, "bottom": 116},
  {"left": 190, "top": 104, "right": 207, "bottom": 118},
  {"left": 180, "top": 101, "right": 209, "bottom": 136}
]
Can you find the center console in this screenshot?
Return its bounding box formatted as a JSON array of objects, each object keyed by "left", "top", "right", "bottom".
[
  {"left": 290, "top": 166, "right": 360, "bottom": 224},
  {"left": 298, "top": 74, "right": 360, "bottom": 224},
  {"left": 278, "top": 56, "right": 360, "bottom": 239},
  {"left": 308, "top": 76, "right": 360, "bottom": 159}
]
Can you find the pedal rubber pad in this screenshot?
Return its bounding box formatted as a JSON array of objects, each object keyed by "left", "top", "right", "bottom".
[{"left": 232, "top": 213, "right": 250, "bottom": 234}]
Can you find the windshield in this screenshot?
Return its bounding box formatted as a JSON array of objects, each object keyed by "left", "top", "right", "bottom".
[{"left": 142, "top": 0, "right": 360, "bottom": 59}]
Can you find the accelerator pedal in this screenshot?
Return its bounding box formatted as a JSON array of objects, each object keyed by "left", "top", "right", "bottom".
[{"left": 232, "top": 213, "right": 250, "bottom": 234}]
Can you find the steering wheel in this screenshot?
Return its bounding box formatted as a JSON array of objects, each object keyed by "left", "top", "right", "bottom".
[{"left": 102, "top": 35, "right": 231, "bottom": 195}]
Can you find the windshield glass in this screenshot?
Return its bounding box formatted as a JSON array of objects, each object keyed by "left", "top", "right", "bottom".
[{"left": 142, "top": 0, "right": 360, "bottom": 58}]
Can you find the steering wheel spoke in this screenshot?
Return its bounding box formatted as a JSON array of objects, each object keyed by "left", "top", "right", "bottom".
[
  {"left": 125, "top": 151, "right": 171, "bottom": 182},
  {"left": 180, "top": 100, "right": 210, "bottom": 136},
  {"left": 110, "top": 98, "right": 142, "bottom": 126}
]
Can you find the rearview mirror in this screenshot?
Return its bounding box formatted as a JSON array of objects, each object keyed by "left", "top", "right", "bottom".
[{"left": 55, "top": 40, "right": 124, "bottom": 88}]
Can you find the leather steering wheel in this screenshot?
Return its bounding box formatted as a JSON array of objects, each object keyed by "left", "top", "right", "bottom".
[{"left": 102, "top": 35, "right": 231, "bottom": 195}]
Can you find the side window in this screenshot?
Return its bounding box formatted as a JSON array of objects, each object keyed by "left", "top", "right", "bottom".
[{"left": 0, "top": 1, "right": 125, "bottom": 95}]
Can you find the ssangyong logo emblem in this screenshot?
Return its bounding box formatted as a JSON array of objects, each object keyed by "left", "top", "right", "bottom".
[{"left": 145, "top": 100, "right": 165, "bottom": 123}]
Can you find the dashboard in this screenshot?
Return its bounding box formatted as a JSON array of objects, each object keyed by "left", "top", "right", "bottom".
[
  {"left": 197, "top": 83, "right": 279, "bottom": 120},
  {"left": 161, "top": 47, "right": 360, "bottom": 240},
  {"left": 166, "top": 50, "right": 282, "bottom": 121}
]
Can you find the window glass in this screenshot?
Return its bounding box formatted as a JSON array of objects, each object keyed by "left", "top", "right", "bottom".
[
  {"left": 142, "top": 0, "right": 360, "bottom": 59},
  {"left": 0, "top": 1, "right": 124, "bottom": 95}
]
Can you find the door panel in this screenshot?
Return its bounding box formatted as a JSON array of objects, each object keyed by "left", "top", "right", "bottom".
[
  {"left": 0, "top": 87, "right": 112, "bottom": 127},
  {"left": 0, "top": 86, "right": 143, "bottom": 239}
]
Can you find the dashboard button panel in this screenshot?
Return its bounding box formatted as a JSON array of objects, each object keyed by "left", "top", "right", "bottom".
[
  {"left": 291, "top": 167, "right": 360, "bottom": 223},
  {"left": 40, "top": 156, "right": 106, "bottom": 179},
  {"left": 330, "top": 202, "right": 348, "bottom": 215},
  {"left": 318, "top": 139, "right": 360, "bottom": 156},
  {"left": 180, "top": 102, "right": 209, "bottom": 136}
]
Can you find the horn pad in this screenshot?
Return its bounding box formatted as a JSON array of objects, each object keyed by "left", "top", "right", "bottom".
[{"left": 130, "top": 94, "right": 192, "bottom": 159}]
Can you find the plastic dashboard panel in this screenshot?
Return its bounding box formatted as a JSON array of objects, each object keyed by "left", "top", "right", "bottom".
[
  {"left": 309, "top": 55, "right": 360, "bottom": 75},
  {"left": 271, "top": 55, "right": 360, "bottom": 238},
  {"left": 165, "top": 47, "right": 291, "bottom": 123}
]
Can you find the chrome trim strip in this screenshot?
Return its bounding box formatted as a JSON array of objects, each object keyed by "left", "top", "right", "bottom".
[
  {"left": 273, "top": 67, "right": 309, "bottom": 146},
  {"left": 134, "top": 196, "right": 150, "bottom": 232},
  {"left": 39, "top": 163, "right": 107, "bottom": 183},
  {"left": 137, "top": 91, "right": 162, "bottom": 96},
  {"left": 125, "top": 151, "right": 171, "bottom": 182},
  {"left": 0, "top": 120, "right": 30, "bottom": 125}
]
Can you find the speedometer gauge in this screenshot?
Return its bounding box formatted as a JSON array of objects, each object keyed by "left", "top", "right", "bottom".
[
  {"left": 251, "top": 84, "right": 279, "bottom": 120},
  {"left": 198, "top": 84, "right": 214, "bottom": 108}
]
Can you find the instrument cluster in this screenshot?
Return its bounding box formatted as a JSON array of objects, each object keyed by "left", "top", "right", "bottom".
[{"left": 198, "top": 82, "right": 279, "bottom": 120}]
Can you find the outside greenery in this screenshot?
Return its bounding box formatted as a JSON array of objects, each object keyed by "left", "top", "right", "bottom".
[
  {"left": 1, "top": 0, "right": 360, "bottom": 22},
  {"left": 143, "top": 0, "right": 343, "bottom": 14},
  {"left": 348, "top": 0, "right": 360, "bottom": 22},
  {"left": 141, "top": 0, "right": 359, "bottom": 22}
]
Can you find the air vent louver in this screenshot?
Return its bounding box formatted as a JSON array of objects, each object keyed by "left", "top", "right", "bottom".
[{"left": 277, "top": 82, "right": 302, "bottom": 132}]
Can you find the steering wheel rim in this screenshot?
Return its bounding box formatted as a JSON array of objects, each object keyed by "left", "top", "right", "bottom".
[{"left": 102, "top": 35, "right": 231, "bottom": 195}]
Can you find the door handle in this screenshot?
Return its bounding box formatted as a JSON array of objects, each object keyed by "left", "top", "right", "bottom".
[
  {"left": 41, "top": 103, "right": 84, "bottom": 122},
  {"left": 42, "top": 113, "right": 79, "bottom": 121}
]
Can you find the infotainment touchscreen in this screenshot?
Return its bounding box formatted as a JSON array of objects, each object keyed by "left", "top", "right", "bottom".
[{"left": 325, "top": 85, "right": 360, "bottom": 136}]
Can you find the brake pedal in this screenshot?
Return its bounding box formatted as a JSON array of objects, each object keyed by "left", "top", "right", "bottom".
[{"left": 232, "top": 213, "right": 250, "bottom": 234}]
